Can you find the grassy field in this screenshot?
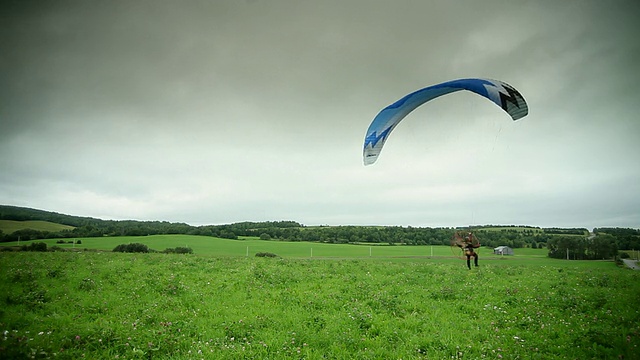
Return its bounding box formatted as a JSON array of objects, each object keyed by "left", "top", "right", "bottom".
[
  {"left": 1, "top": 237, "right": 639, "bottom": 359},
  {"left": 2, "top": 234, "right": 552, "bottom": 259},
  {"left": 0, "top": 220, "right": 74, "bottom": 234}
]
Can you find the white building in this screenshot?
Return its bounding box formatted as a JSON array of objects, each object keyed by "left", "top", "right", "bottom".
[{"left": 494, "top": 246, "right": 514, "bottom": 255}]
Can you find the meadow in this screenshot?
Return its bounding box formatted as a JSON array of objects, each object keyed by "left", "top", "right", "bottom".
[
  {"left": 2, "top": 234, "right": 552, "bottom": 259},
  {"left": 1, "top": 237, "right": 639, "bottom": 359}
]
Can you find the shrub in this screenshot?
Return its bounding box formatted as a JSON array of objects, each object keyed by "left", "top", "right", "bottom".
[
  {"left": 163, "top": 247, "right": 193, "bottom": 254},
  {"left": 113, "top": 243, "right": 150, "bottom": 253},
  {"left": 22, "top": 242, "right": 47, "bottom": 252},
  {"left": 255, "top": 252, "right": 279, "bottom": 258}
]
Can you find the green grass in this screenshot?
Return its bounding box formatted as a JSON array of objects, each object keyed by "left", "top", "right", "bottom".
[
  {"left": 1, "top": 251, "right": 638, "bottom": 359},
  {"left": 0, "top": 220, "right": 74, "bottom": 234},
  {"left": 11, "top": 235, "right": 618, "bottom": 273}
]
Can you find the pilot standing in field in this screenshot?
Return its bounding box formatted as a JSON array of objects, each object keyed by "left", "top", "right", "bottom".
[{"left": 457, "top": 232, "right": 480, "bottom": 269}]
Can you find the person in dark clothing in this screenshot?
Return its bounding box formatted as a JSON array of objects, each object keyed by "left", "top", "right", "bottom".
[{"left": 457, "top": 232, "right": 480, "bottom": 269}]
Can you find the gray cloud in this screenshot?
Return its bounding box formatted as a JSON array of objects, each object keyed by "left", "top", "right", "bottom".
[{"left": 1, "top": 0, "right": 639, "bottom": 229}]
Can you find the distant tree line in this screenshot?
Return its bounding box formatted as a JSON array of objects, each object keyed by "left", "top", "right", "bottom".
[
  {"left": 594, "top": 228, "right": 640, "bottom": 250},
  {"left": 0, "top": 205, "right": 196, "bottom": 241},
  {"left": 547, "top": 235, "right": 619, "bottom": 260},
  {"left": 2, "top": 206, "right": 638, "bottom": 258}
]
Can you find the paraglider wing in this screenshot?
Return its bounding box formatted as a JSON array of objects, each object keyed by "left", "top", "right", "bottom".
[{"left": 363, "top": 78, "right": 528, "bottom": 165}]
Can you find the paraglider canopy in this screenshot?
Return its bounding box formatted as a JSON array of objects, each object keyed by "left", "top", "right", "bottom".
[{"left": 363, "top": 78, "right": 528, "bottom": 165}]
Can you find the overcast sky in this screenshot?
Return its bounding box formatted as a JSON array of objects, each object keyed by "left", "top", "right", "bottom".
[{"left": 2, "top": 0, "right": 639, "bottom": 230}]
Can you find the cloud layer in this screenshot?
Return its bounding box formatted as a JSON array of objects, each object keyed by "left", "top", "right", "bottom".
[{"left": 2, "top": 0, "right": 639, "bottom": 229}]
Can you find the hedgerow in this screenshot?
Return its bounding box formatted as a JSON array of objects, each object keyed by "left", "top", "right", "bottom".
[{"left": 112, "top": 243, "right": 150, "bottom": 253}]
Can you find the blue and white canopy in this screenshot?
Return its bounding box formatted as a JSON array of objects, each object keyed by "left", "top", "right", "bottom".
[{"left": 363, "top": 78, "right": 528, "bottom": 165}]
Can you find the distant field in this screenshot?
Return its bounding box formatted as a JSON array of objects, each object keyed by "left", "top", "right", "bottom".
[
  {"left": 2, "top": 234, "right": 613, "bottom": 269},
  {"left": 4, "top": 234, "right": 538, "bottom": 257},
  {"left": 476, "top": 226, "right": 543, "bottom": 232},
  {"left": 477, "top": 227, "right": 592, "bottom": 236},
  {"left": 0, "top": 220, "right": 75, "bottom": 234}
]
